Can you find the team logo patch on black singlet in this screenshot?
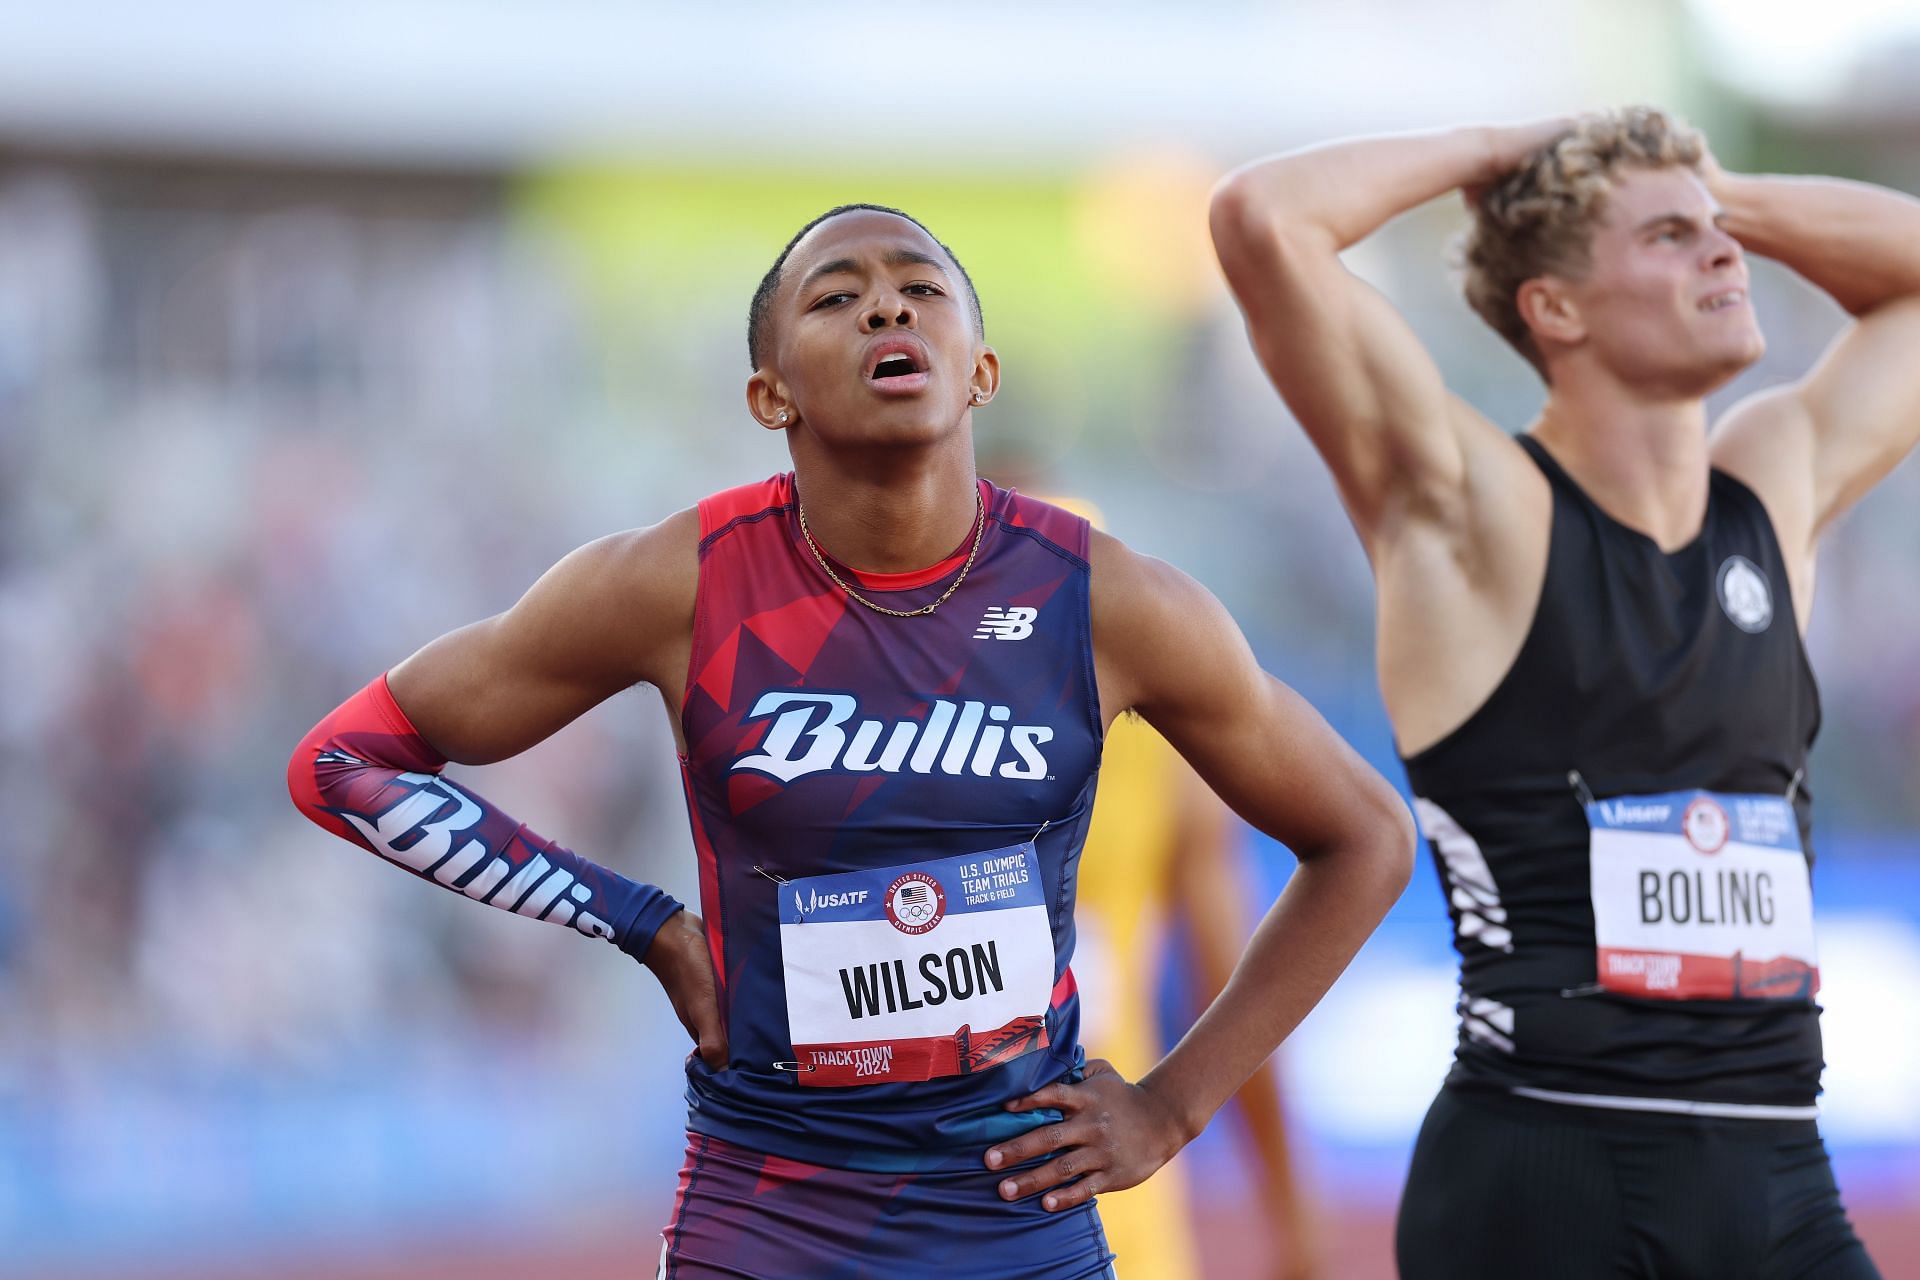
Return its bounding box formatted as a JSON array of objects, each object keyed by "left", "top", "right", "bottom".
[{"left": 1716, "top": 555, "right": 1773, "bottom": 633}]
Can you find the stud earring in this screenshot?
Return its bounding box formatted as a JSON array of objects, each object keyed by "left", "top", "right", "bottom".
[{"left": 777, "top": 410, "right": 789, "bottom": 423}]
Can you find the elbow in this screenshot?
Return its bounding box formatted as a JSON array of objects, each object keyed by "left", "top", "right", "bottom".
[
  {"left": 1384, "top": 796, "right": 1418, "bottom": 898},
  {"left": 1208, "top": 171, "right": 1284, "bottom": 265},
  {"left": 287, "top": 716, "right": 333, "bottom": 825},
  {"left": 287, "top": 732, "right": 318, "bottom": 820},
  {"left": 1294, "top": 772, "right": 1415, "bottom": 909},
  {"left": 1208, "top": 174, "right": 1325, "bottom": 289},
  {"left": 1360, "top": 784, "right": 1418, "bottom": 907},
  {"left": 1207, "top": 171, "right": 1260, "bottom": 246}
]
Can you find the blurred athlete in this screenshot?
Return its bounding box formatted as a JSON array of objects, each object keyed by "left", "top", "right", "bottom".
[
  {"left": 1075, "top": 714, "right": 1321, "bottom": 1280},
  {"left": 1212, "top": 108, "right": 1920, "bottom": 1279},
  {"left": 290, "top": 204, "right": 1412, "bottom": 1278}
]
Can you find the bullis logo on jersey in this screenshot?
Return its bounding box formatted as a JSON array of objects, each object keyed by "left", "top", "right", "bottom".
[{"left": 730, "top": 691, "right": 1055, "bottom": 784}]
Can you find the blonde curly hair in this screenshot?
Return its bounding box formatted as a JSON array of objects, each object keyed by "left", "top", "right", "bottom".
[{"left": 1458, "top": 107, "right": 1706, "bottom": 376}]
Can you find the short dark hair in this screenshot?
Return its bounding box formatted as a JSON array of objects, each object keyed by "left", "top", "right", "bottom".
[{"left": 746, "top": 203, "right": 984, "bottom": 370}]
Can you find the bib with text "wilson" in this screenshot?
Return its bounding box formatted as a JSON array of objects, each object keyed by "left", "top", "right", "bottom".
[
  {"left": 1586, "top": 789, "right": 1817, "bottom": 1001},
  {"left": 777, "top": 844, "right": 1054, "bottom": 1086}
]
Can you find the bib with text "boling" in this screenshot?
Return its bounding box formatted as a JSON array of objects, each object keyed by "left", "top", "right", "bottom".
[
  {"left": 778, "top": 843, "right": 1054, "bottom": 1087},
  {"left": 1586, "top": 789, "right": 1817, "bottom": 1001}
]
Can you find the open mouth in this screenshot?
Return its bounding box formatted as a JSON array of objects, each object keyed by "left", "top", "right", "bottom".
[
  {"left": 862, "top": 339, "right": 932, "bottom": 393},
  {"left": 1698, "top": 288, "right": 1746, "bottom": 313},
  {"left": 872, "top": 354, "right": 921, "bottom": 379}
]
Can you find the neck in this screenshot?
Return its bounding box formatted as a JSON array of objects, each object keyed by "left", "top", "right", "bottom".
[
  {"left": 1530, "top": 362, "right": 1711, "bottom": 552},
  {"left": 788, "top": 433, "right": 981, "bottom": 573}
]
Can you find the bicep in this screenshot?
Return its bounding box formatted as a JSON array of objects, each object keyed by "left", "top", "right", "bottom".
[
  {"left": 1797, "top": 296, "right": 1920, "bottom": 529},
  {"left": 1211, "top": 207, "right": 1473, "bottom": 533},
  {"left": 389, "top": 515, "right": 697, "bottom": 764}
]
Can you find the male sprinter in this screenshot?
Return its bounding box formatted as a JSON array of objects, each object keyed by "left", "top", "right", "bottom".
[
  {"left": 290, "top": 204, "right": 1413, "bottom": 1278},
  {"left": 1212, "top": 108, "right": 1920, "bottom": 1278}
]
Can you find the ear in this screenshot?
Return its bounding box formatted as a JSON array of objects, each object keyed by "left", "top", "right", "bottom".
[
  {"left": 1517, "top": 277, "right": 1585, "bottom": 352},
  {"left": 967, "top": 345, "right": 1002, "bottom": 407},
  {"left": 746, "top": 371, "right": 795, "bottom": 432}
]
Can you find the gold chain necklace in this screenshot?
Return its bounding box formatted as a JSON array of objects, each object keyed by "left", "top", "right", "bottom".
[{"left": 798, "top": 487, "right": 986, "bottom": 618}]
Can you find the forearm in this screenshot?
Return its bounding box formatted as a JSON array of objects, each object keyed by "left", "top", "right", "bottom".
[
  {"left": 1715, "top": 172, "right": 1920, "bottom": 316},
  {"left": 1140, "top": 831, "right": 1408, "bottom": 1141},
  {"left": 1168, "top": 792, "right": 1304, "bottom": 1189},
  {"left": 287, "top": 675, "right": 682, "bottom": 956},
  {"left": 1214, "top": 126, "right": 1499, "bottom": 250}
]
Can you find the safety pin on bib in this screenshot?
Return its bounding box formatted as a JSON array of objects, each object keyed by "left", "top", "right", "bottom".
[{"left": 1562, "top": 771, "right": 1602, "bottom": 999}]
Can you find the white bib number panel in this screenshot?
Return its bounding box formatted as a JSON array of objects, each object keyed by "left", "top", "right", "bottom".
[
  {"left": 1587, "top": 789, "right": 1816, "bottom": 1001},
  {"left": 777, "top": 843, "right": 1055, "bottom": 1086}
]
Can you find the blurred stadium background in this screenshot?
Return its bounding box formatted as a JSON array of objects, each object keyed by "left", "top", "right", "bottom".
[{"left": 3, "top": 2, "right": 1918, "bottom": 1276}]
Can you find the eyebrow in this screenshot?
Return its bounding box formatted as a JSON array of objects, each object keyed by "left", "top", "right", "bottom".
[
  {"left": 799, "top": 247, "right": 950, "bottom": 293},
  {"left": 1633, "top": 210, "right": 1727, "bottom": 234}
]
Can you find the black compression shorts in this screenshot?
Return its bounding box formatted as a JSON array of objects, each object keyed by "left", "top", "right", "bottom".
[{"left": 1396, "top": 1086, "right": 1879, "bottom": 1280}]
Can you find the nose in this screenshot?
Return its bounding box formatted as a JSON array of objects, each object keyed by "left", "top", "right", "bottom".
[
  {"left": 1704, "top": 224, "right": 1742, "bottom": 272},
  {"left": 862, "top": 289, "right": 916, "bottom": 332}
]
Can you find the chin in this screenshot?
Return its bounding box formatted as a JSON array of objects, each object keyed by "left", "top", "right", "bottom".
[
  {"left": 1717, "top": 329, "right": 1766, "bottom": 379},
  {"left": 849, "top": 409, "right": 956, "bottom": 449},
  {"left": 1662, "top": 324, "right": 1765, "bottom": 396}
]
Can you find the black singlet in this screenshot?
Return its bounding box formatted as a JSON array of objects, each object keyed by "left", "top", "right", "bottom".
[{"left": 1400, "top": 435, "right": 1823, "bottom": 1110}]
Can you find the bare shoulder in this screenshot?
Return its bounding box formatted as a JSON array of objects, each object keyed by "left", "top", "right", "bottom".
[
  {"left": 1087, "top": 529, "right": 1213, "bottom": 655},
  {"left": 1088, "top": 529, "right": 1254, "bottom": 727},
  {"left": 573, "top": 505, "right": 701, "bottom": 621},
  {"left": 556, "top": 505, "right": 702, "bottom": 689},
  {"left": 1709, "top": 387, "right": 1817, "bottom": 556}
]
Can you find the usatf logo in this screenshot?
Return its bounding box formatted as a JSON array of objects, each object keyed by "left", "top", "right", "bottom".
[
  {"left": 884, "top": 871, "right": 947, "bottom": 935},
  {"left": 731, "top": 692, "right": 1055, "bottom": 784},
  {"left": 794, "top": 886, "right": 872, "bottom": 915},
  {"left": 974, "top": 605, "right": 1038, "bottom": 641}
]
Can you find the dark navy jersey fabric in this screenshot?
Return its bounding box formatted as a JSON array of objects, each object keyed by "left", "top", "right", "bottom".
[{"left": 677, "top": 475, "right": 1103, "bottom": 1169}]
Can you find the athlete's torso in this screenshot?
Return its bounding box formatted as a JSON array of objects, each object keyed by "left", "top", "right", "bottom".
[
  {"left": 677, "top": 475, "right": 1103, "bottom": 1168},
  {"left": 1401, "top": 435, "right": 1823, "bottom": 1108}
]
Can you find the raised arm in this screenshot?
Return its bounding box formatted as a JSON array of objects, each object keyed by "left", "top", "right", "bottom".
[
  {"left": 1209, "top": 124, "right": 1558, "bottom": 545},
  {"left": 983, "top": 533, "right": 1414, "bottom": 1212},
  {"left": 1709, "top": 169, "right": 1920, "bottom": 579},
  {"left": 286, "top": 509, "right": 726, "bottom": 1065}
]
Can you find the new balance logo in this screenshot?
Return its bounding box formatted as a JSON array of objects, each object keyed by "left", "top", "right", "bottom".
[
  {"left": 732, "top": 691, "right": 1055, "bottom": 784},
  {"left": 974, "top": 605, "right": 1037, "bottom": 641}
]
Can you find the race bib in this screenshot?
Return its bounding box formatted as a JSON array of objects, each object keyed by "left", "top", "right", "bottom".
[
  {"left": 777, "top": 843, "right": 1055, "bottom": 1086},
  {"left": 1586, "top": 789, "right": 1817, "bottom": 1001}
]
